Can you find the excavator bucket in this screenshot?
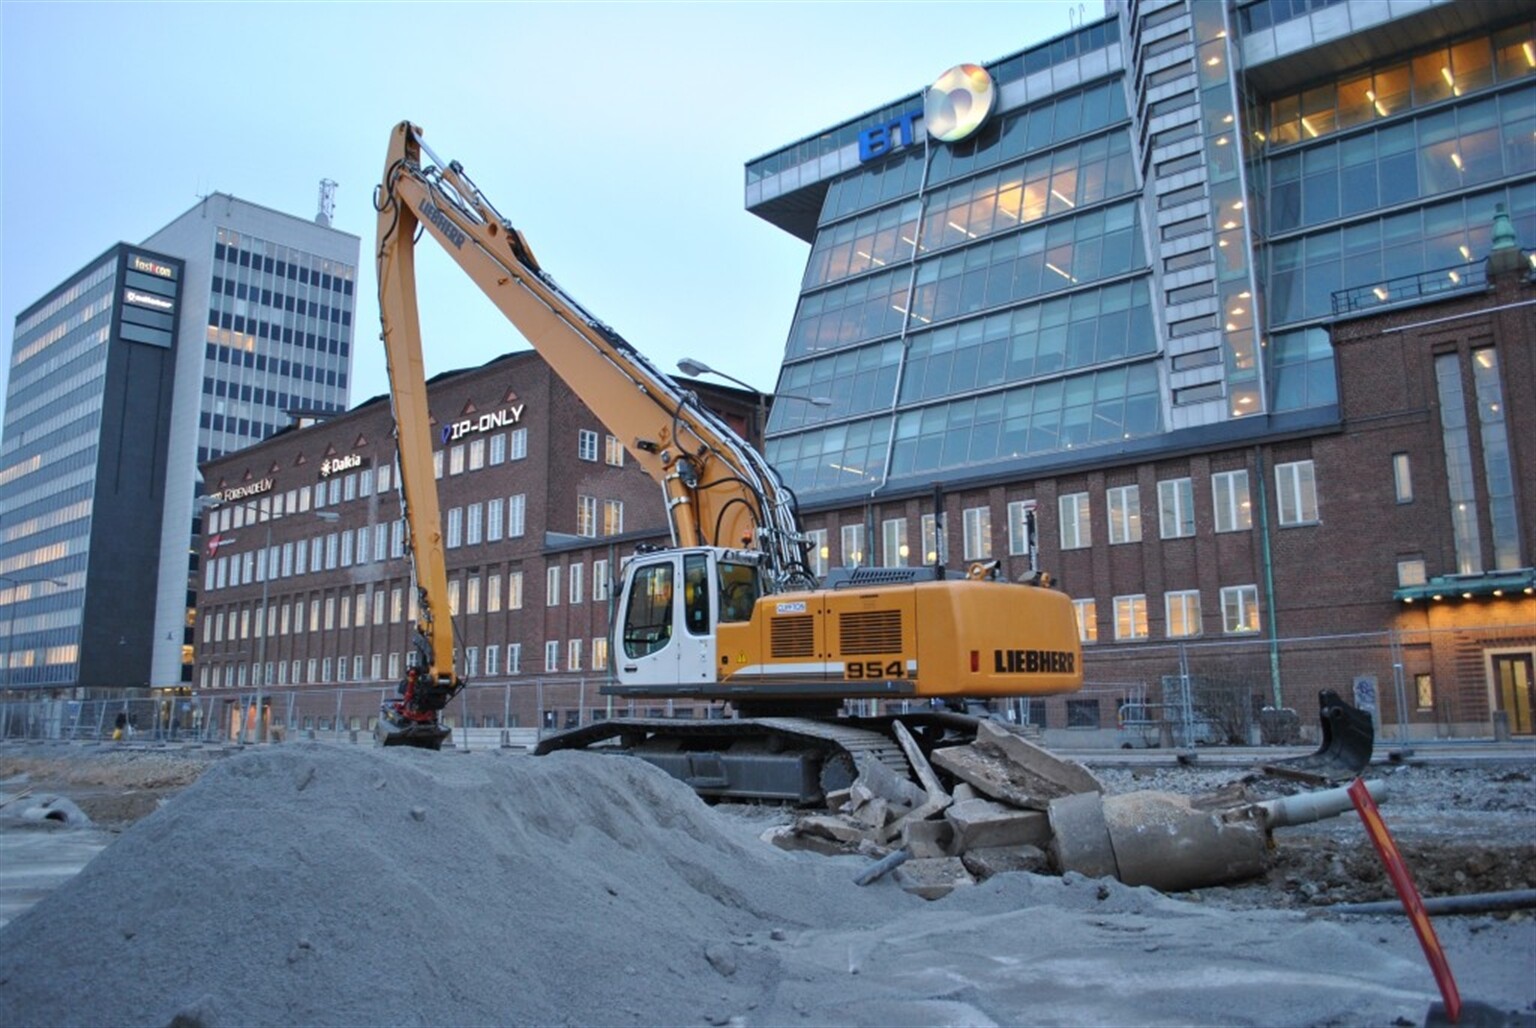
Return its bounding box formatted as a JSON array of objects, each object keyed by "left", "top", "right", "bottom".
[
  {"left": 1265, "top": 689, "right": 1374, "bottom": 781},
  {"left": 375, "top": 718, "right": 452, "bottom": 750}
]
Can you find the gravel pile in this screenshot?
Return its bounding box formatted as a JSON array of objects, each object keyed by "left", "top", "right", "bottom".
[{"left": 2, "top": 743, "right": 1532, "bottom": 1026}]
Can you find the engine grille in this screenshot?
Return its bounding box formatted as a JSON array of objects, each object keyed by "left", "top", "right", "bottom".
[
  {"left": 838, "top": 610, "right": 903, "bottom": 655},
  {"left": 770, "top": 615, "right": 814, "bottom": 658}
]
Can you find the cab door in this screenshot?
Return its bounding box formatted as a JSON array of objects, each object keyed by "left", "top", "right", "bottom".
[
  {"left": 676, "top": 551, "right": 716, "bottom": 684},
  {"left": 614, "top": 553, "right": 680, "bottom": 688}
]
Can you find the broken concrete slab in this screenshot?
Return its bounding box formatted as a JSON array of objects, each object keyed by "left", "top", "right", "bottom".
[
  {"left": 932, "top": 721, "right": 1102, "bottom": 810},
  {"left": 893, "top": 857, "right": 976, "bottom": 900},
  {"left": 761, "top": 825, "right": 848, "bottom": 858},
  {"left": 852, "top": 753, "right": 926, "bottom": 809},
  {"left": 795, "top": 814, "right": 871, "bottom": 847},
  {"left": 960, "top": 844, "right": 1050, "bottom": 879},
  {"left": 944, "top": 797, "right": 1050, "bottom": 852},
  {"left": 900, "top": 817, "right": 954, "bottom": 859}
]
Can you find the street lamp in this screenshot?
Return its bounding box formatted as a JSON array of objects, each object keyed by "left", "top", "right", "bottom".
[
  {"left": 1, "top": 575, "right": 69, "bottom": 692},
  {"left": 676, "top": 357, "right": 830, "bottom": 444}
]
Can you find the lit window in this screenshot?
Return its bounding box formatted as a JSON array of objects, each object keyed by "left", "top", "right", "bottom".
[
  {"left": 1165, "top": 590, "right": 1202, "bottom": 638},
  {"left": 882, "top": 518, "right": 909, "bottom": 567},
  {"left": 1397, "top": 559, "right": 1427, "bottom": 587},
  {"left": 1107, "top": 485, "right": 1142, "bottom": 544},
  {"left": 1158, "top": 478, "right": 1195, "bottom": 538},
  {"left": 963, "top": 507, "right": 992, "bottom": 560},
  {"left": 1221, "top": 584, "right": 1260, "bottom": 633},
  {"left": 1393, "top": 453, "right": 1413, "bottom": 503},
  {"left": 1275, "top": 460, "right": 1318, "bottom": 526},
  {"left": 1113, "top": 594, "right": 1148, "bottom": 641},
  {"left": 841, "top": 524, "right": 865, "bottom": 567},
  {"left": 602, "top": 499, "right": 624, "bottom": 536},
  {"left": 605, "top": 435, "right": 625, "bottom": 467},
  {"left": 577, "top": 496, "right": 597, "bottom": 537},
  {"left": 1060, "top": 493, "right": 1092, "bottom": 550},
  {"left": 1212, "top": 470, "right": 1251, "bottom": 532},
  {"left": 1073, "top": 598, "right": 1097, "bottom": 644}
]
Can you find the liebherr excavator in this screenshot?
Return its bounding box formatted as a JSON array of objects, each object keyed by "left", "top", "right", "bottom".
[{"left": 373, "top": 120, "right": 1084, "bottom": 802}]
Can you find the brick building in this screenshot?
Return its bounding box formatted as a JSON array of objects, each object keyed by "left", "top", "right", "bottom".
[{"left": 194, "top": 351, "right": 756, "bottom": 737}]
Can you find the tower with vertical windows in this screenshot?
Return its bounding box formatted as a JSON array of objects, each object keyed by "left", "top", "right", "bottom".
[{"left": 2, "top": 194, "right": 359, "bottom": 694}]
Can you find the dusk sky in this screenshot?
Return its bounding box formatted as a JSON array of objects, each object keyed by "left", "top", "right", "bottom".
[{"left": 2, "top": 1, "right": 1084, "bottom": 420}]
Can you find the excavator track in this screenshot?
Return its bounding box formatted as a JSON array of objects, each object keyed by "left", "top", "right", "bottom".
[{"left": 534, "top": 716, "right": 921, "bottom": 804}]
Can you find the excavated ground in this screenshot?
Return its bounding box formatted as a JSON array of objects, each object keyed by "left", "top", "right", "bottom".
[{"left": 4, "top": 743, "right": 1532, "bottom": 911}]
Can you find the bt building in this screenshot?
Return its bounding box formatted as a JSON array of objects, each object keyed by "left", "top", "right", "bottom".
[{"left": 747, "top": 1, "right": 1534, "bottom": 740}]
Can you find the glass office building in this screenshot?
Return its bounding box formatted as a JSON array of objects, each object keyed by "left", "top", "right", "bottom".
[
  {"left": 747, "top": 1, "right": 1535, "bottom": 738},
  {"left": 2, "top": 194, "right": 359, "bottom": 694},
  {"left": 752, "top": 1, "right": 1533, "bottom": 500}
]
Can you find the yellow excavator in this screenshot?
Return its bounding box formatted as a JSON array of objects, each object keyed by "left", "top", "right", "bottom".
[{"left": 373, "top": 120, "right": 1085, "bottom": 801}]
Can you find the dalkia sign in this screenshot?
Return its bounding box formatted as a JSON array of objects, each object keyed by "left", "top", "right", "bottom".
[
  {"left": 441, "top": 405, "right": 525, "bottom": 444},
  {"left": 319, "top": 453, "right": 368, "bottom": 478}
]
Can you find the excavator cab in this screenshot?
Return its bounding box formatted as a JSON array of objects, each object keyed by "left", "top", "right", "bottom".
[{"left": 611, "top": 547, "right": 765, "bottom": 692}]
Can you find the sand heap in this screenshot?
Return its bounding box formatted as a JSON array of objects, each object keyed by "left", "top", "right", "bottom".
[{"left": 0, "top": 744, "right": 1507, "bottom": 1027}]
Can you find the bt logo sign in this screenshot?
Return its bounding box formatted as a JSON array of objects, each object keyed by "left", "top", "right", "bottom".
[{"left": 857, "top": 63, "right": 998, "bottom": 163}]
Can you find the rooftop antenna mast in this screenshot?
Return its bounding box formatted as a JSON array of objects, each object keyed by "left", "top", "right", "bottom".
[{"left": 316, "top": 178, "right": 338, "bottom": 227}]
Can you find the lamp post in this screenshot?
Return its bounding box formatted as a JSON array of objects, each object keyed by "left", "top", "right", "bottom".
[
  {"left": 676, "top": 357, "right": 830, "bottom": 445},
  {"left": 1, "top": 575, "right": 69, "bottom": 692}
]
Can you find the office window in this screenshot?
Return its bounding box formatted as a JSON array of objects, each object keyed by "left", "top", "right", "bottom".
[
  {"left": 509, "top": 428, "right": 528, "bottom": 460},
  {"left": 1272, "top": 463, "right": 1316, "bottom": 531},
  {"left": 446, "top": 507, "right": 463, "bottom": 548},
  {"left": 962, "top": 507, "right": 992, "bottom": 561},
  {"left": 1165, "top": 590, "right": 1202, "bottom": 638},
  {"left": 578, "top": 429, "right": 599, "bottom": 462},
  {"left": 544, "top": 641, "right": 560, "bottom": 673},
  {"left": 321, "top": 657, "right": 332, "bottom": 683},
  {"left": 378, "top": 463, "right": 392, "bottom": 494},
  {"left": 486, "top": 497, "right": 504, "bottom": 542},
  {"left": 343, "top": 474, "right": 357, "bottom": 502},
  {"left": 1158, "top": 478, "right": 1195, "bottom": 539},
  {"left": 487, "top": 572, "right": 503, "bottom": 612},
  {"left": 468, "top": 438, "right": 485, "bottom": 471},
  {"left": 433, "top": 450, "right": 443, "bottom": 479},
  {"left": 466, "top": 502, "right": 483, "bottom": 545},
  {"left": 447, "top": 579, "right": 460, "bottom": 617},
  {"left": 507, "top": 643, "right": 522, "bottom": 675},
  {"left": 546, "top": 566, "right": 561, "bottom": 606},
  {"left": 1397, "top": 559, "right": 1427, "bottom": 587},
  {"left": 465, "top": 647, "right": 479, "bottom": 677},
  {"left": 373, "top": 589, "right": 386, "bottom": 625},
  {"left": 388, "top": 652, "right": 400, "bottom": 679},
  {"left": 568, "top": 639, "right": 583, "bottom": 671},
  {"left": 1060, "top": 493, "right": 1091, "bottom": 550},
  {"left": 592, "top": 637, "right": 608, "bottom": 671},
  {"left": 508, "top": 494, "right": 527, "bottom": 537},
  {"left": 593, "top": 559, "right": 609, "bottom": 603},
  {"left": 1393, "top": 453, "right": 1413, "bottom": 503},
  {"left": 570, "top": 562, "right": 585, "bottom": 605},
  {"left": 1213, "top": 470, "right": 1251, "bottom": 532},
  {"left": 1221, "top": 584, "right": 1260, "bottom": 633},
  {"left": 1006, "top": 501, "right": 1035, "bottom": 557},
  {"left": 807, "top": 528, "right": 829, "bottom": 577},
  {"left": 449, "top": 444, "right": 465, "bottom": 475},
  {"left": 605, "top": 434, "right": 625, "bottom": 466},
  {"left": 508, "top": 571, "right": 524, "bottom": 609},
  {"left": 841, "top": 524, "right": 865, "bottom": 567},
  {"left": 489, "top": 433, "right": 507, "bottom": 465},
  {"left": 603, "top": 499, "right": 624, "bottom": 536},
  {"left": 882, "top": 517, "right": 909, "bottom": 567},
  {"left": 1107, "top": 485, "right": 1142, "bottom": 545},
  {"left": 391, "top": 587, "right": 404, "bottom": 623},
  {"left": 485, "top": 646, "right": 499, "bottom": 676},
  {"left": 1073, "top": 598, "right": 1097, "bottom": 644},
  {"left": 391, "top": 519, "right": 405, "bottom": 558},
  {"left": 466, "top": 575, "right": 481, "bottom": 615},
  {"left": 921, "top": 514, "right": 943, "bottom": 565},
  {"left": 1113, "top": 594, "right": 1148, "bottom": 641},
  {"left": 577, "top": 496, "right": 597, "bottom": 538}
]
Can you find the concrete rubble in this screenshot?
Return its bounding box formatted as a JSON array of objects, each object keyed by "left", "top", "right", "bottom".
[{"left": 774, "top": 720, "right": 1371, "bottom": 900}]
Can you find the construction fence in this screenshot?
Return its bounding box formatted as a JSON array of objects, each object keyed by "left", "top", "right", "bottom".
[{"left": 2, "top": 622, "right": 1531, "bottom": 749}]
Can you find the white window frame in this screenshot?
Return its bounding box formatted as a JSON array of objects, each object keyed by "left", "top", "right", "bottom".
[
  {"left": 1165, "top": 590, "right": 1202, "bottom": 638},
  {"left": 603, "top": 499, "right": 624, "bottom": 536},
  {"left": 544, "top": 640, "right": 559, "bottom": 673},
  {"left": 841, "top": 524, "right": 865, "bottom": 567},
  {"left": 509, "top": 428, "right": 528, "bottom": 460},
  {"left": 962, "top": 506, "right": 993, "bottom": 561},
  {"left": 1072, "top": 598, "right": 1097, "bottom": 644},
  {"left": 806, "top": 528, "right": 828, "bottom": 577},
  {"left": 578, "top": 429, "right": 599, "bottom": 462},
  {"left": 1112, "top": 594, "right": 1148, "bottom": 641},
  {"left": 446, "top": 507, "right": 463, "bottom": 548},
  {"left": 1158, "top": 477, "right": 1195, "bottom": 539},
  {"left": 569, "top": 562, "right": 584, "bottom": 605},
  {"left": 508, "top": 571, "right": 524, "bottom": 610},
  {"left": 593, "top": 559, "right": 609, "bottom": 602},
  {"left": 1107, "top": 485, "right": 1142, "bottom": 545},
  {"left": 605, "top": 434, "right": 625, "bottom": 467},
  {"left": 1275, "top": 460, "right": 1319, "bottom": 526},
  {"left": 1006, "top": 500, "right": 1036, "bottom": 556},
  {"left": 1059, "top": 493, "right": 1091, "bottom": 550},
  {"left": 1213, "top": 470, "right": 1252, "bottom": 533},
  {"left": 1220, "top": 584, "right": 1260, "bottom": 634},
  {"left": 1393, "top": 453, "right": 1413, "bottom": 503},
  {"left": 508, "top": 494, "right": 526, "bottom": 537},
  {"left": 882, "top": 517, "right": 909, "bottom": 566},
  {"left": 577, "top": 495, "right": 597, "bottom": 538},
  {"left": 546, "top": 566, "right": 561, "bottom": 606}
]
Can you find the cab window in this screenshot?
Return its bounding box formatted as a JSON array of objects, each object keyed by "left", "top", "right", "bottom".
[
  {"left": 622, "top": 561, "right": 673, "bottom": 658},
  {"left": 717, "top": 561, "right": 760, "bottom": 623}
]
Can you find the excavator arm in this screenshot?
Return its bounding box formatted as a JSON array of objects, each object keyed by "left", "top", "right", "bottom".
[{"left": 373, "top": 121, "right": 814, "bottom": 745}]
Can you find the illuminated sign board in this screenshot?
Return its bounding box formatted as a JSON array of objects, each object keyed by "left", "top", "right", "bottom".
[
  {"left": 129, "top": 254, "right": 177, "bottom": 279},
  {"left": 215, "top": 479, "right": 275, "bottom": 502},
  {"left": 858, "top": 63, "right": 997, "bottom": 163},
  {"left": 124, "top": 289, "right": 175, "bottom": 313},
  {"left": 319, "top": 453, "right": 370, "bottom": 478},
  {"left": 441, "top": 404, "right": 525, "bottom": 444}
]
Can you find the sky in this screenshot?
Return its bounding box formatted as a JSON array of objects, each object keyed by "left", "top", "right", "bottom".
[{"left": 2, "top": 0, "right": 1086, "bottom": 418}]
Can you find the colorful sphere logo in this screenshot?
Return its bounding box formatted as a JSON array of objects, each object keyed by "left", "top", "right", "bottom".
[{"left": 924, "top": 64, "right": 997, "bottom": 143}]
